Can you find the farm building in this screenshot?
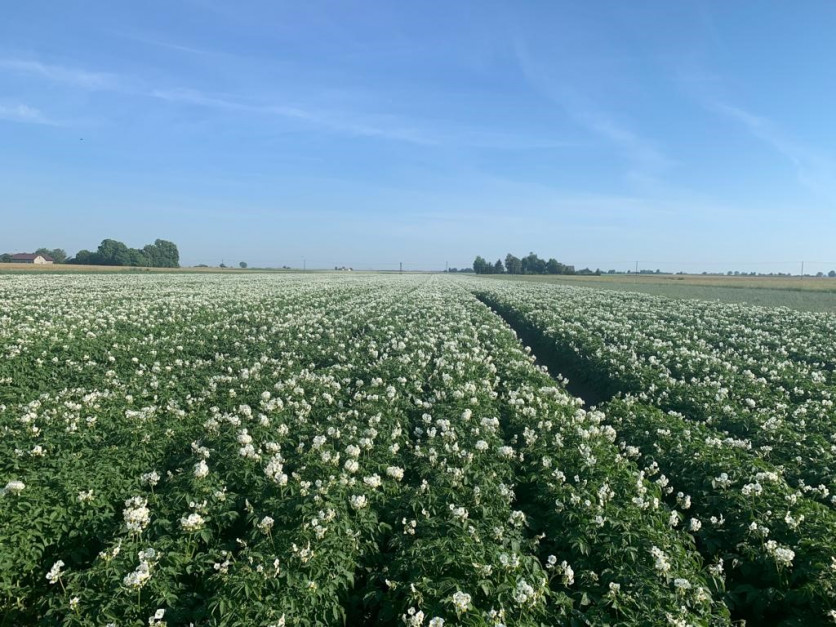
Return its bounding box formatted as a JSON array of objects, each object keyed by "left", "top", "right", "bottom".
[{"left": 11, "top": 253, "right": 54, "bottom": 264}]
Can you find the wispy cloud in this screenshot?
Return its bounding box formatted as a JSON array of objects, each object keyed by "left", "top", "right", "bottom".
[
  {"left": 708, "top": 100, "right": 836, "bottom": 200},
  {"left": 512, "top": 38, "right": 673, "bottom": 187},
  {"left": 570, "top": 105, "right": 674, "bottom": 186},
  {"left": 0, "top": 57, "right": 434, "bottom": 144},
  {"left": 113, "top": 32, "right": 223, "bottom": 57},
  {"left": 0, "top": 58, "right": 118, "bottom": 89},
  {"left": 151, "top": 87, "right": 437, "bottom": 145},
  {"left": 0, "top": 56, "right": 576, "bottom": 150},
  {"left": 0, "top": 103, "right": 56, "bottom": 125},
  {"left": 150, "top": 88, "right": 304, "bottom": 117},
  {"left": 151, "top": 87, "right": 570, "bottom": 149}
]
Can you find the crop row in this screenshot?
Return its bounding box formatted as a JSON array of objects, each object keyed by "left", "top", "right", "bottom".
[{"left": 472, "top": 279, "right": 836, "bottom": 623}]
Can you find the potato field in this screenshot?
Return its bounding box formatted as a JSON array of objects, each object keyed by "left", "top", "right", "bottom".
[{"left": 1, "top": 274, "right": 835, "bottom": 626}]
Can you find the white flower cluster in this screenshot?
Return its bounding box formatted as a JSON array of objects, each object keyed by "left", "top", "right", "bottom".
[
  {"left": 123, "top": 548, "right": 157, "bottom": 589},
  {"left": 449, "top": 504, "right": 469, "bottom": 521},
  {"left": 140, "top": 471, "right": 160, "bottom": 487},
  {"left": 402, "top": 607, "right": 424, "bottom": 626},
  {"left": 148, "top": 608, "right": 166, "bottom": 626},
  {"left": 193, "top": 460, "right": 209, "bottom": 479},
  {"left": 451, "top": 590, "right": 471, "bottom": 613},
  {"left": 650, "top": 546, "right": 671, "bottom": 575},
  {"left": 2, "top": 480, "right": 26, "bottom": 495},
  {"left": 77, "top": 489, "right": 95, "bottom": 503},
  {"left": 765, "top": 540, "right": 795, "bottom": 568},
  {"left": 264, "top": 453, "right": 288, "bottom": 485},
  {"left": 123, "top": 496, "right": 151, "bottom": 534},
  {"left": 363, "top": 474, "right": 382, "bottom": 489},
  {"left": 512, "top": 578, "right": 539, "bottom": 605},
  {"left": 712, "top": 473, "right": 732, "bottom": 489},
  {"left": 180, "top": 513, "right": 205, "bottom": 532},
  {"left": 46, "top": 560, "right": 65, "bottom": 584},
  {"left": 257, "top": 516, "right": 274, "bottom": 534}
]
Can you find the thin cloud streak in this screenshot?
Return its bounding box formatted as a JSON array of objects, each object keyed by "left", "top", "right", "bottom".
[
  {"left": 150, "top": 87, "right": 438, "bottom": 145},
  {"left": 512, "top": 38, "right": 673, "bottom": 187},
  {"left": 151, "top": 87, "right": 576, "bottom": 150},
  {"left": 0, "top": 103, "right": 56, "bottom": 125},
  {"left": 0, "top": 58, "right": 118, "bottom": 89},
  {"left": 113, "top": 32, "right": 226, "bottom": 57},
  {"left": 0, "top": 56, "right": 581, "bottom": 150},
  {"left": 709, "top": 100, "right": 836, "bottom": 201},
  {"left": 0, "top": 57, "right": 440, "bottom": 145}
]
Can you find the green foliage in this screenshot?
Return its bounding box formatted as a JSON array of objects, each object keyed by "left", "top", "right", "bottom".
[
  {"left": 475, "top": 252, "right": 575, "bottom": 275},
  {"left": 67, "top": 239, "right": 180, "bottom": 267},
  {"left": 5, "top": 273, "right": 833, "bottom": 624},
  {"left": 474, "top": 279, "right": 836, "bottom": 623}
]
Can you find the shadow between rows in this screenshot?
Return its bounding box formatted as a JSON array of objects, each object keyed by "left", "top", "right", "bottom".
[{"left": 473, "top": 294, "right": 616, "bottom": 408}]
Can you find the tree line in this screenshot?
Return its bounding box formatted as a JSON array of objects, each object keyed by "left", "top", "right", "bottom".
[
  {"left": 72, "top": 239, "right": 179, "bottom": 267},
  {"left": 472, "top": 252, "right": 601, "bottom": 275},
  {"left": 1, "top": 239, "right": 180, "bottom": 267}
]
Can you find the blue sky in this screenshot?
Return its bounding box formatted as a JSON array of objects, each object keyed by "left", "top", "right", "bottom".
[{"left": 2, "top": 1, "right": 835, "bottom": 272}]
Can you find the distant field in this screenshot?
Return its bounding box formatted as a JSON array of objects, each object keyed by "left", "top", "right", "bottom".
[{"left": 483, "top": 273, "right": 836, "bottom": 312}]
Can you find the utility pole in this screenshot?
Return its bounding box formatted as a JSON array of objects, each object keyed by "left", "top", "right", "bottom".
[
  {"left": 801, "top": 260, "right": 804, "bottom": 279},
  {"left": 445, "top": 260, "right": 448, "bottom": 273},
  {"left": 399, "top": 262, "right": 403, "bottom": 274},
  {"left": 635, "top": 260, "right": 639, "bottom": 274}
]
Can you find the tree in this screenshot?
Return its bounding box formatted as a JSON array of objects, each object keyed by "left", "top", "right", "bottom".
[
  {"left": 493, "top": 259, "right": 504, "bottom": 274},
  {"left": 0, "top": 253, "right": 11, "bottom": 263},
  {"left": 126, "top": 249, "right": 148, "bottom": 267},
  {"left": 97, "top": 239, "right": 131, "bottom": 266},
  {"left": 829, "top": 270, "right": 836, "bottom": 278},
  {"left": 70, "top": 250, "right": 96, "bottom": 265},
  {"left": 239, "top": 262, "right": 248, "bottom": 269},
  {"left": 140, "top": 239, "right": 179, "bottom": 268},
  {"left": 142, "top": 244, "right": 160, "bottom": 267},
  {"left": 546, "top": 258, "right": 564, "bottom": 274},
  {"left": 473, "top": 256, "right": 489, "bottom": 274},
  {"left": 150, "top": 239, "right": 179, "bottom": 268},
  {"left": 522, "top": 252, "right": 546, "bottom": 274},
  {"left": 505, "top": 254, "right": 522, "bottom": 274}
]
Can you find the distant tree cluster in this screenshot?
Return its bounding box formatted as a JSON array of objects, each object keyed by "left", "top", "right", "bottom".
[
  {"left": 472, "top": 252, "right": 600, "bottom": 276},
  {"left": 69, "top": 239, "right": 180, "bottom": 267},
  {"left": 472, "top": 256, "right": 506, "bottom": 274}
]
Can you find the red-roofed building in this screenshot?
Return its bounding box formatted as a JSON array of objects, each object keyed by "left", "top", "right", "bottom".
[{"left": 11, "top": 253, "right": 54, "bottom": 264}]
